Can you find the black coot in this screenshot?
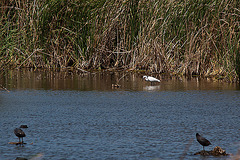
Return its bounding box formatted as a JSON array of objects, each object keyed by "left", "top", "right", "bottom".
[
  {"left": 14, "top": 128, "right": 26, "bottom": 143},
  {"left": 196, "top": 133, "right": 211, "bottom": 150}
]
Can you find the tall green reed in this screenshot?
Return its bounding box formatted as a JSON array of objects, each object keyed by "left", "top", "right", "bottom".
[{"left": 0, "top": 0, "right": 239, "bottom": 81}]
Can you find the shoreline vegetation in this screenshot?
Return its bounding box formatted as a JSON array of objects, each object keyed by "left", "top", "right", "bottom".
[{"left": 0, "top": 0, "right": 239, "bottom": 82}]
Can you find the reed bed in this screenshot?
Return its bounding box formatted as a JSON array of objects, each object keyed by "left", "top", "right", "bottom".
[{"left": 0, "top": 0, "right": 239, "bottom": 81}]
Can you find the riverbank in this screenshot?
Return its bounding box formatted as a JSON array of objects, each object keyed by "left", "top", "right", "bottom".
[
  {"left": 0, "top": 69, "right": 239, "bottom": 91},
  {"left": 1, "top": 0, "right": 239, "bottom": 82}
]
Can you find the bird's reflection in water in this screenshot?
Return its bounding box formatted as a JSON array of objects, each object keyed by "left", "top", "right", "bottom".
[
  {"left": 16, "top": 153, "right": 44, "bottom": 160},
  {"left": 143, "top": 85, "right": 161, "bottom": 91}
]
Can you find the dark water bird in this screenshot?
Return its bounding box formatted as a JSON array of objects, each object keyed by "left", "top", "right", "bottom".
[
  {"left": 143, "top": 76, "right": 160, "bottom": 85},
  {"left": 196, "top": 133, "right": 211, "bottom": 151},
  {"left": 20, "top": 125, "right": 28, "bottom": 128},
  {"left": 14, "top": 128, "right": 26, "bottom": 143}
]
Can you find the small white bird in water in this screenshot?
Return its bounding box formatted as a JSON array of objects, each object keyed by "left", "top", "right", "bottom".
[{"left": 143, "top": 75, "right": 160, "bottom": 84}]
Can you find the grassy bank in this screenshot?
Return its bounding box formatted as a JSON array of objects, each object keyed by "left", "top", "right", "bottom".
[{"left": 0, "top": 0, "right": 239, "bottom": 81}]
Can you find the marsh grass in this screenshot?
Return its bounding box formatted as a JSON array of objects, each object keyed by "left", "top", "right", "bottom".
[{"left": 0, "top": 0, "right": 239, "bottom": 81}]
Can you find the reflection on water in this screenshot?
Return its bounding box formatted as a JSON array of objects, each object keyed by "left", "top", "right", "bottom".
[
  {"left": 143, "top": 85, "right": 161, "bottom": 91},
  {"left": 0, "top": 69, "right": 240, "bottom": 160},
  {"left": 0, "top": 69, "right": 239, "bottom": 91}
]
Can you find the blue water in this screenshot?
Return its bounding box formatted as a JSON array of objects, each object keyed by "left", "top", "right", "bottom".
[{"left": 0, "top": 89, "right": 239, "bottom": 160}]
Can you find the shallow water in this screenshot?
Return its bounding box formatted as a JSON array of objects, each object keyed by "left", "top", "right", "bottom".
[{"left": 0, "top": 70, "right": 240, "bottom": 160}]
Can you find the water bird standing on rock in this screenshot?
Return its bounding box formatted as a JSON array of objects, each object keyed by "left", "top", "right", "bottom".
[
  {"left": 196, "top": 133, "right": 211, "bottom": 151},
  {"left": 14, "top": 128, "right": 26, "bottom": 144},
  {"left": 143, "top": 76, "right": 160, "bottom": 85}
]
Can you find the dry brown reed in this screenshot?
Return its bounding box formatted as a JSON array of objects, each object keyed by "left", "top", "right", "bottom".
[{"left": 0, "top": 0, "right": 239, "bottom": 82}]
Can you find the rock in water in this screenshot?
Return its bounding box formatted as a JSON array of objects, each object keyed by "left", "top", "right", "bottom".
[{"left": 194, "top": 146, "right": 229, "bottom": 156}]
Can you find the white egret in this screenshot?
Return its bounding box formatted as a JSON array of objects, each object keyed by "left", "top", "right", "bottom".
[{"left": 143, "top": 75, "right": 160, "bottom": 85}]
